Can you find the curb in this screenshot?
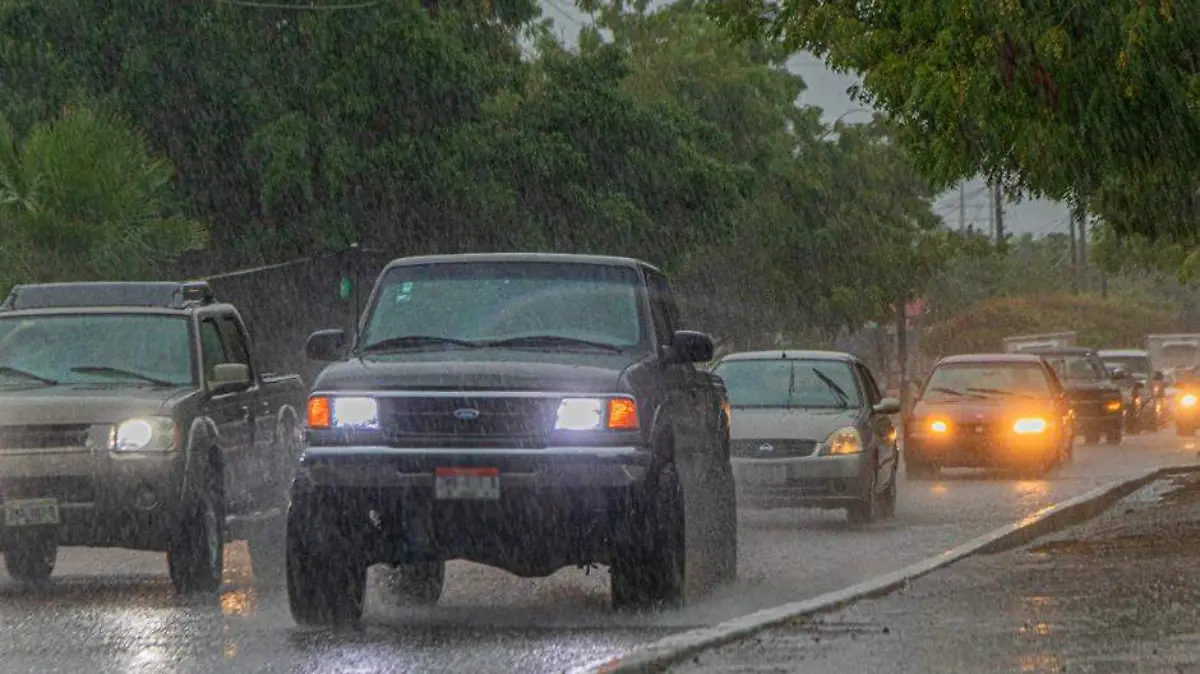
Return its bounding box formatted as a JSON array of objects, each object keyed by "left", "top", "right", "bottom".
[{"left": 573, "top": 464, "right": 1200, "bottom": 674}]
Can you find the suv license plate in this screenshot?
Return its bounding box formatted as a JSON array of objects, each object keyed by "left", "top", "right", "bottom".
[
  {"left": 4, "top": 499, "right": 60, "bottom": 527},
  {"left": 434, "top": 468, "right": 500, "bottom": 500}
]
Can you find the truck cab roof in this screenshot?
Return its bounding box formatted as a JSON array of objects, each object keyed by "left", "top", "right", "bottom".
[{"left": 0, "top": 281, "right": 220, "bottom": 315}]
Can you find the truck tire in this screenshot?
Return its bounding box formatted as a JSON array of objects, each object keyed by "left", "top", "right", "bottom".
[
  {"left": 382, "top": 562, "right": 445, "bottom": 606},
  {"left": 168, "top": 464, "right": 224, "bottom": 595},
  {"left": 286, "top": 486, "right": 367, "bottom": 626},
  {"left": 1178, "top": 423, "right": 1195, "bottom": 437},
  {"left": 1084, "top": 431, "right": 1101, "bottom": 445},
  {"left": 610, "top": 461, "right": 686, "bottom": 611},
  {"left": 1105, "top": 427, "right": 1123, "bottom": 445},
  {"left": 713, "top": 465, "right": 739, "bottom": 585},
  {"left": 4, "top": 530, "right": 57, "bottom": 584},
  {"left": 904, "top": 453, "right": 937, "bottom": 480}
]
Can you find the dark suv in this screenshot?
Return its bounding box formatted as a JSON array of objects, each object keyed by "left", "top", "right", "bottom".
[
  {"left": 286, "top": 253, "right": 738, "bottom": 625},
  {"left": 1027, "top": 347, "right": 1125, "bottom": 444}
]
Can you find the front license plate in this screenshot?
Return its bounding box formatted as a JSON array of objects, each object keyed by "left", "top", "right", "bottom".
[
  {"left": 434, "top": 467, "right": 501, "bottom": 500},
  {"left": 4, "top": 499, "right": 60, "bottom": 527},
  {"left": 743, "top": 465, "right": 788, "bottom": 486}
]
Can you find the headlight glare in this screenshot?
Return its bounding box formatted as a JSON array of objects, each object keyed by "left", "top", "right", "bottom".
[
  {"left": 929, "top": 419, "right": 949, "bottom": 434},
  {"left": 824, "top": 426, "right": 862, "bottom": 455},
  {"left": 111, "top": 416, "right": 177, "bottom": 452},
  {"left": 1012, "top": 417, "right": 1048, "bottom": 434},
  {"left": 1181, "top": 393, "right": 1197, "bottom": 408},
  {"left": 331, "top": 396, "right": 379, "bottom": 429},
  {"left": 555, "top": 398, "right": 605, "bottom": 430}
]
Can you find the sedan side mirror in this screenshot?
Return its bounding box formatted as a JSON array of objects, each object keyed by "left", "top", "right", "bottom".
[
  {"left": 210, "top": 362, "right": 252, "bottom": 396},
  {"left": 669, "top": 330, "right": 715, "bottom": 364},
  {"left": 873, "top": 397, "right": 902, "bottom": 415},
  {"left": 306, "top": 328, "right": 348, "bottom": 361}
]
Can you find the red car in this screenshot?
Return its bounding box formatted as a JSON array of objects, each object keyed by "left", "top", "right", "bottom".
[{"left": 904, "top": 354, "right": 1075, "bottom": 479}]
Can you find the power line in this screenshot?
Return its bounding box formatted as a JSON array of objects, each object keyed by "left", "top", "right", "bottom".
[{"left": 215, "top": 0, "right": 382, "bottom": 10}]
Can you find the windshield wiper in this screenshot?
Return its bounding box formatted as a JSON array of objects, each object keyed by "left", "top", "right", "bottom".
[
  {"left": 484, "top": 335, "right": 623, "bottom": 353},
  {"left": 69, "top": 366, "right": 178, "bottom": 387},
  {"left": 810, "top": 368, "right": 851, "bottom": 408},
  {"left": 0, "top": 366, "right": 57, "bottom": 386},
  {"left": 360, "top": 335, "right": 481, "bottom": 353},
  {"left": 967, "top": 386, "right": 1033, "bottom": 399}
]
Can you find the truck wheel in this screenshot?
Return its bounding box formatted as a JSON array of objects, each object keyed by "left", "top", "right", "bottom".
[
  {"left": 1084, "top": 431, "right": 1101, "bottom": 445},
  {"left": 382, "top": 562, "right": 445, "bottom": 606},
  {"left": 1177, "top": 424, "right": 1195, "bottom": 437},
  {"left": 4, "top": 530, "right": 57, "bottom": 584},
  {"left": 1105, "top": 427, "right": 1123, "bottom": 445},
  {"left": 168, "top": 466, "right": 224, "bottom": 595},
  {"left": 610, "top": 461, "right": 686, "bottom": 611},
  {"left": 286, "top": 487, "right": 367, "bottom": 626},
  {"left": 713, "top": 466, "right": 739, "bottom": 585}
]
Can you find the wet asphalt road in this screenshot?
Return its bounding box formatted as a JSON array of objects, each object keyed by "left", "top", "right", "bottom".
[{"left": 3, "top": 430, "right": 1198, "bottom": 674}]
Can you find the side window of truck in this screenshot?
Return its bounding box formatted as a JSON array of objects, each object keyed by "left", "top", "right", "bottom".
[
  {"left": 216, "top": 314, "right": 254, "bottom": 378},
  {"left": 643, "top": 268, "right": 678, "bottom": 345},
  {"left": 199, "top": 318, "right": 227, "bottom": 378}
]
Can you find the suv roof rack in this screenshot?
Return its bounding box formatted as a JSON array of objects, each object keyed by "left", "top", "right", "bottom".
[{"left": 0, "top": 281, "right": 215, "bottom": 311}]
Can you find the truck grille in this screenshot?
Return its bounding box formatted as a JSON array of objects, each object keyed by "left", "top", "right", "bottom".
[
  {"left": 378, "top": 396, "right": 559, "bottom": 443},
  {"left": 732, "top": 439, "right": 818, "bottom": 458},
  {"left": 1, "top": 476, "right": 95, "bottom": 504},
  {"left": 0, "top": 424, "right": 90, "bottom": 450}
]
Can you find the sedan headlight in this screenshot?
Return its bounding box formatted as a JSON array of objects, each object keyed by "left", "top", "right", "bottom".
[
  {"left": 823, "top": 426, "right": 862, "bottom": 455},
  {"left": 1181, "top": 393, "right": 1197, "bottom": 408},
  {"left": 110, "top": 416, "right": 178, "bottom": 452},
  {"left": 307, "top": 396, "right": 379, "bottom": 430},
  {"left": 1012, "top": 417, "right": 1048, "bottom": 435},
  {"left": 555, "top": 397, "right": 639, "bottom": 431}
]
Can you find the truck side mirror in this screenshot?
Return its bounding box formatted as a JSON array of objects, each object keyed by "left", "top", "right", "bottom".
[
  {"left": 873, "top": 398, "right": 902, "bottom": 415},
  {"left": 1153, "top": 370, "right": 1165, "bottom": 382},
  {"left": 210, "top": 363, "right": 252, "bottom": 396},
  {"left": 669, "top": 330, "right": 715, "bottom": 364},
  {"left": 1110, "top": 367, "right": 1129, "bottom": 380},
  {"left": 306, "top": 328, "right": 348, "bottom": 361}
]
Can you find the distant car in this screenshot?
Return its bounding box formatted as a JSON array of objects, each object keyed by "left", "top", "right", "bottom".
[
  {"left": 1097, "top": 349, "right": 1165, "bottom": 432},
  {"left": 1024, "top": 347, "right": 1125, "bottom": 445},
  {"left": 711, "top": 350, "right": 901, "bottom": 525},
  {"left": 904, "top": 354, "right": 1074, "bottom": 479},
  {"left": 1173, "top": 367, "right": 1200, "bottom": 436}
]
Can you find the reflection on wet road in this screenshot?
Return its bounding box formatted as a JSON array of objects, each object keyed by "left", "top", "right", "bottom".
[{"left": 2, "top": 431, "right": 1196, "bottom": 674}]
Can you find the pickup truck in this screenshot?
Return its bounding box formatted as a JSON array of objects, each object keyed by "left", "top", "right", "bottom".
[
  {"left": 0, "top": 281, "right": 305, "bottom": 593},
  {"left": 287, "top": 253, "right": 738, "bottom": 625}
]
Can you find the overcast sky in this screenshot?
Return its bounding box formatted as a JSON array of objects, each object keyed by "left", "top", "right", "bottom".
[{"left": 540, "top": 3, "right": 1072, "bottom": 239}]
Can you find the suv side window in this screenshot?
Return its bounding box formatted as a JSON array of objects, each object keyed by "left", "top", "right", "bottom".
[
  {"left": 216, "top": 314, "right": 253, "bottom": 377},
  {"left": 199, "top": 318, "right": 227, "bottom": 378},
  {"left": 643, "top": 267, "right": 679, "bottom": 345}
]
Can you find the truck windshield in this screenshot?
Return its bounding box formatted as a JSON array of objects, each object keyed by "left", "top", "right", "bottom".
[
  {"left": 712, "top": 359, "right": 862, "bottom": 409},
  {"left": 361, "top": 262, "right": 646, "bottom": 352},
  {"left": 1041, "top": 354, "right": 1108, "bottom": 381},
  {"left": 1102, "top": 356, "right": 1152, "bottom": 376},
  {"left": 0, "top": 314, "right": 194, "bottom": 386}
]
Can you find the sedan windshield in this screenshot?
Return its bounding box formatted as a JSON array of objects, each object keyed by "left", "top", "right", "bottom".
[
  {"left": 0, "top": 314, "right": 194, "bottom": 386},
  {"left": 922, "top": 363, "right": 1052, "bottom": 401},
  {"left": 712, "top": 358, "right": 862, "bottom": 409},
  {"left": 361, "top": 262, "right": 646, "bottom": 353}
]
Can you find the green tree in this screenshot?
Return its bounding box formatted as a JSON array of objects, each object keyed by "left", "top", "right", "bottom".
[
  {"left": 0, "top": 106, "right": 207, "bottom": 288},
  {"left": 707, "top": 0, "right": 1200, "bottom": 243}
]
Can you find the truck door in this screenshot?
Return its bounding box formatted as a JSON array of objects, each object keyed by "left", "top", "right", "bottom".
[{"left": 199, "top": 314, "right": 255, "bottom": 508}]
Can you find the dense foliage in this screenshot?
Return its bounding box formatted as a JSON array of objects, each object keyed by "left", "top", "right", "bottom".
[
  {"left": 0, "top": 0, "right": 946, "bottom": 343},
  {"left": 707, "top": 0, "right": 1200, "bottom": 249}
]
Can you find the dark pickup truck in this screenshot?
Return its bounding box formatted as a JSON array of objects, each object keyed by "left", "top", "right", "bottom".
[
  {"left": 287, "top": 253, "right": 738, "bottom": 625},
  {"left": 1027, "top": 347, "right": 1125, "bottom": 445},
  {"left": 0, "top": 282, "right": 305, "bottom": 593}
]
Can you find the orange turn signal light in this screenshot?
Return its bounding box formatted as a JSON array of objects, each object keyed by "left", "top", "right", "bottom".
[
  {"left": 607, "top": 397, "right": 639, "bottom": 430},
  {"left": 307, "top": 396, "right": 331, "bottom": 429}
]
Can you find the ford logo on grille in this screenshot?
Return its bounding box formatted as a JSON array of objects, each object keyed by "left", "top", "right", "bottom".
[
  {"left": 453, "top": 408, "right": 481, "bottom": 421},
  {"left": 758, "top": 443, "right": 774, "bottom": 453}
]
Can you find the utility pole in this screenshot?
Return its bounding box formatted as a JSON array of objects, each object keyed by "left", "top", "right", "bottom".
[
  {"left": 993, "top": 181, "right": 1005, "bottom": 247},
  {"left": 958, "top": 183, "right": 966, "bottom": 232},
  {"left": 1074, "top": 195, "right": 1089, "bottom": 292},
  {"left": 1068, "top": 202, "right": 1079, "bottom": 294},
  {"left": 896, "top": 299, "right": 907, "bottom": 410}
]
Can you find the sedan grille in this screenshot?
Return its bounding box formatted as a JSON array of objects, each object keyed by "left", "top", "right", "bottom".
[
  {"left": 378, "top": 396, "right": 559, "bottom": 444},
  {"left": 732, "top": 439, "right": 818, "bottom": 458},
  {"left": 0, "top": 424, "right": 90, "bottom": 450}
]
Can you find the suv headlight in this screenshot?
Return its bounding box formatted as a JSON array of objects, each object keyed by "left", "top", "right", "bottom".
[
  {"left": 822, "top": 426, "right": 862, "bottom": 455},
  {"left": 555, "top": 397, "right": 639, "bottom": 431},
  {"left": 110, "top": 416, "right": 178, "bottom": 452}
]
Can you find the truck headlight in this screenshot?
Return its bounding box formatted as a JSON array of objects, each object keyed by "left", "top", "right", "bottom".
[
  {"left": 110, "top": 416, "right": 178, "bottom": 452},
  {"left": 823, "top": 426, "right": 862, "bottom": 455},
  {"left": 1181, "top": 394, "right": 1197, "bottom": 408},
  {"left": 555, "top": 397, "right": 640, "bottom": 431},
  {"left": 1105, "top": 400, "right": 1122, "bottom": 412},
  {"left": 1012, "top": 417, "right": 1048, "bottom": 434},
  {"left": 307, "top": 396, "right": 380, "bottom": 429}
]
